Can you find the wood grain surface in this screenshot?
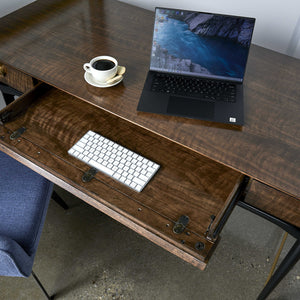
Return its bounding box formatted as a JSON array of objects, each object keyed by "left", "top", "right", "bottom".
[
  {"left": 245, "top": 180, "right": 300, "bottom": 228},
  {"left": 0, "top": 63, "right": 35, "bottom": 92},
  {"left": 0, "top": 0, "right": 299, "bottom": 197},
  {"left": 0, "top": 84, "right": 243, "bottom": 268}
]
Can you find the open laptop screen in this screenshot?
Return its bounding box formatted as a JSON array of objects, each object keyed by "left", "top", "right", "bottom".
[{"left": 150, "top": 8, "right": 255, "bottom": 82}]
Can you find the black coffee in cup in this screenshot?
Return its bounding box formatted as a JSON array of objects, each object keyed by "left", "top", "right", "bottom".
[{"left": 92, "top": 59, "right": 115, "bottom": 71}]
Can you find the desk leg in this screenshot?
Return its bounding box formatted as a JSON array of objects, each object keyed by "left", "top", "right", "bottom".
[
  {"left": 257, "top": 239, "right": 300, "bottom": 300},
  {"left": 1, "top": 91, "right": 15, "bottom": 105},
  {"left": 0, "top": 83, "right": 22, "bottom": 105},
  {"left": 51, "top": 190, "right": 69, "bottom": 210}
]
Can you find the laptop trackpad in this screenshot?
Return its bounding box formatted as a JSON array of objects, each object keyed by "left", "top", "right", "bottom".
[{"left": 167, "top": 96, "right": 214, "bottom": 119}]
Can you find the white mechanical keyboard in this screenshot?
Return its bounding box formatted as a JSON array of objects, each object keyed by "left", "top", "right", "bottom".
[{"left": 68, "top": 130, "right": 160, "bottom": 192}]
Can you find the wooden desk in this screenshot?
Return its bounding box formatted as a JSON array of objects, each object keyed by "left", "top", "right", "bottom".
[{"left": 0, "top": 0, "right": 299, "bottom": 298}]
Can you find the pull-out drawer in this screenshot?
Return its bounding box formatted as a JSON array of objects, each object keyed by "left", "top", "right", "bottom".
[
  {"left": 0, "top": 83, "right": 245, "bottom": 269},
  {"left": 0, "top": 63, "right": 35, "bottom": 93}
]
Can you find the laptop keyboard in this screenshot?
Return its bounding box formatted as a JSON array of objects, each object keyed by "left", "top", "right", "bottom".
[{"left": 151, "top": 73, "right": 236, "bottom": 102}]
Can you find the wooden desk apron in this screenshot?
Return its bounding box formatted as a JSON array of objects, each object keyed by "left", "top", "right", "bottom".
[{"left": 0, "top": 83, "right": 244, "bottom": 270}]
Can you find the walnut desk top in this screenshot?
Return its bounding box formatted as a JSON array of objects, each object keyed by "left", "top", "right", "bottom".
[{"left": 0, "top": 0, "right": 299, "bottom": 270}]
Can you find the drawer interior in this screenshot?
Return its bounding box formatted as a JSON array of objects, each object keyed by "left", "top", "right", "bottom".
[{"left": 0, "top": 83, "right": 243, "bottom": 268}]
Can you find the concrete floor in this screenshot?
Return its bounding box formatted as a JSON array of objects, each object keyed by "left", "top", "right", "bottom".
[
  {"left": 0, "top": 93, "right": 6, "bottom": 110},
  {"left": 0, "top": 185, "right": 299, "bottom": 300}
]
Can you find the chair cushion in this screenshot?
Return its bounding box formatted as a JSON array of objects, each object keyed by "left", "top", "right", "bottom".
[{"left": 0, "top": 151, "right": 53, "bottom": 257}]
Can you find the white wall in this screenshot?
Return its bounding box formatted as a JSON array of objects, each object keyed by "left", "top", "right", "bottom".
[
  {"left": 0, "top": 0, "right": 299, "bottom": 58},
  {"left": 0, "top": 0, "right": 36, "bottom": 18},
  {"left": 120, "top": 0, "right": 300, "bottom": 59},
  {"left": 0, "top": 0, "right": 36, "bottom": 109}
]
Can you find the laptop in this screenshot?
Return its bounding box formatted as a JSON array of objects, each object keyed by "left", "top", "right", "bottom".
[{"left": 137, "top": 8, "right": 255, "bottom": 125}]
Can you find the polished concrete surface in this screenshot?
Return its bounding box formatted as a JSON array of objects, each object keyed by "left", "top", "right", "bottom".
[{"left": 0, "top": 185, "right": 299, "bottom": 300}]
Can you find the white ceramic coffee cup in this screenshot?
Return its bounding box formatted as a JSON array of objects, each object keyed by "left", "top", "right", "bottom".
[{"left": 83, "top": 56, "right": 118, "bottom": 83}]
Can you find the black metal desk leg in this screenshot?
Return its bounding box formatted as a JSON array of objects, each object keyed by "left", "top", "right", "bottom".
[
  {"left": 0, "top": 83, "right": 22, "bottom": 105},
  {"left": 1, "top": 91, "right": 15, "bottom": 105},
  {"left": 51, "top": 190, "right": 69, "bottom": 210},
  {"left": 257, "top": 239, "right": 300, "bottom": 300}
]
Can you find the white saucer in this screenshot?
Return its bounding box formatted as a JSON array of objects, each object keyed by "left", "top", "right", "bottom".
[{"left": 84, "top": 72, "right": 123, "bottom": 88}]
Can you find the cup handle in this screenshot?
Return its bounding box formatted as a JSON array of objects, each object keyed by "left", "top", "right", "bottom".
[{"left": 83, "top": 63, "right": 92, "bottom": 73}]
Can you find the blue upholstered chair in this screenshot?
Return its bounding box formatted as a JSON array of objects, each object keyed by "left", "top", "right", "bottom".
[{"left": 0, "top": 151, "right": 54, "bottom": 299}]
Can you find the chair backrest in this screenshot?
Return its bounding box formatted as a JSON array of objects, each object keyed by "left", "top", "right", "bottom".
[{"left": 0, "top": 151, "right": 53, "bottom": 277}]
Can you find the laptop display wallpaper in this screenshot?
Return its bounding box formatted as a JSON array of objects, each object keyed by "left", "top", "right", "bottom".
[{"left": 150, "top": 8, "right": 255, "bottom": 81}]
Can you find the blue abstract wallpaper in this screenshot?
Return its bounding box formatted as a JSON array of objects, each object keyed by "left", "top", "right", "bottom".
[{"left": 150, "top": 9, "right": 255, "bottom": 80}]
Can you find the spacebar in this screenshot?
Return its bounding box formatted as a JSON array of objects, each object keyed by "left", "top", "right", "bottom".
[{"left": 90, "top": 160, "right": 114, "bottom": 176}]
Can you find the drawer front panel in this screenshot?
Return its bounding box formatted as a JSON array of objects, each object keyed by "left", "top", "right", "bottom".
[
  {"left": 0, "top": 64, "right": 35, "bottom": 93},
  {"left": 245, "top": 180, "right": 300, "bottom": 228}
]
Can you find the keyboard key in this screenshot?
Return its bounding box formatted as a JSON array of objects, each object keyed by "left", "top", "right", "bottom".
[
  {"left": 151, "top": 73, "right": 236, "bottom": 102},
  {"left": 68, "top": 130, "right": 160, "bottom": 192},
  {"left": 133, "top": 177, "right": 145, "bottom": 186}
]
